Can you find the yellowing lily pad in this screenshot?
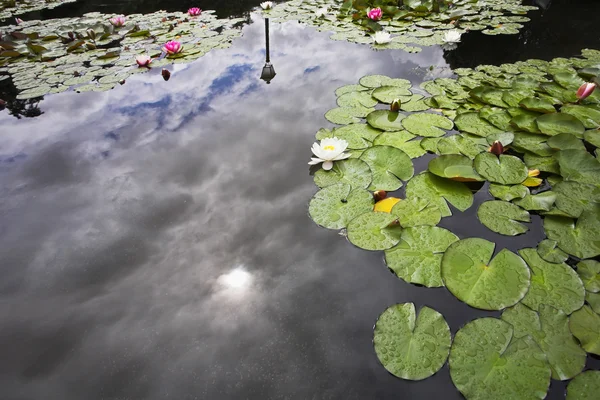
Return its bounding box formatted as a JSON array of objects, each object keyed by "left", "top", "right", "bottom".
[{"left": 374, "top": 197, "right": 401, "bottom": 213}]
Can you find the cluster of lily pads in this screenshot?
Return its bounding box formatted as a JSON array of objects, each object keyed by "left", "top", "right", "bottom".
[
  {"left": 262, "top": 0, "right": 536, "bottom": 52},
  {"left": 307, "top": 50, "right": 600, "bottom": 398},
  {"left": 0, "top": 0, "right": 76, "bottom": 20},
  {"left": 0, "top": 9, "right": 246, "bottom": 98}
]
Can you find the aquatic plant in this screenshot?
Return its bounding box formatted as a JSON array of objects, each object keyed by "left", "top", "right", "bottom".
[
  {"left": 0, "top": 0, "right": 77, "bottom": 20},
  {"left": 308, "top": 137, "right": 352, "bottom": 170},
  {"left": 188, "top": 7, "right": 202, "bottom": 16}
]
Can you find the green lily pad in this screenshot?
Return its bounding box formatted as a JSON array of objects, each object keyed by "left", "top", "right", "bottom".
[
  {"left": 324, "top": 107, "right": 362, "bottom": 125},
  {"left": 523, "top": 153, "right": 560, "bottom": 174},
  {"left": 429, "top": 155, "right": 483, "bottom": 181},
  {"left": 371, "top": 85, "right": 412, "bottom": 103},
  {"left": 501, "top": 303, "right": 586, "bottom": 381},
  {"left": 547, "top": 133, "right": 586, "bottom": 151},
  {"left": 561, "top": 104, "right": 600, "bottom": 129},
  {"left": 366, "top": 110, "right": 407, "bottom": 131},
  {"left": 401, "top": 113, "right": 453, "bottom": 138},
  {"left": 502, "top": 89, "right": 536, "bottom": 107},
  {"left": 308, "top": 184, "right": 373, "bottom": 230},
  {"left": 584, "top": 130, "right": 600, "bottom": 147},
  {"left": 359, "top": 75, "right": 409, "bottom": 89},
  {"left": 537, "top": 239, "right": 568, "bottom": 264},
  {"left": 385, "top": 226, "right": 458, "bottom": 288},
  {"left": 346, "top": 211, "right": 403, "bottom": 251},
  {"left": 577, "top": 260, "right": 600, "bottom": 293},
  {"left": 566, "top": 370, "right": 600, "bottom": 400},
  {"left": 519, "top": 248, "right": 585, "bottom": 314},
  {"left": 454, "top": 112, "right": 503, "bottom": 137},
  {"left": 554, "top": 181, "right": 600, "bottom": 218},
  {"left": 519, "top": 97, "right": 557, "bottom": 113},
  {"left": 478, "top": 200, "right": 530, "bottom": 236},
  {"left": 489, "top": 184, "right": 529, "bottom": 201},
  {"left": 441, "top": 238, "right": 530, "bottom": 310},
  {"left": 337, "top": 90, "right": 378, "bottom": 108},
  {"left": 405, "top": 172, "right": 473, "bottom": 217},
  {"left": 391, "top": 197, "right": 441, "bottom": 228},
  {"left": 313, "top": 159, "right": 372, "bottom": 190},
  {"left": 536, "top": 113, "right": 586, "bottom": 137},
  {"left": 544, "top": 206, "right": 600, "bottom": 259},
  {"left": 554, "top": 149, "right": 600, "bottom": 186},
  {"left": 373, "top": 303, "right": 451, "bottom": 380},
  {"left": 359, "top": 146, "right": 414, "bottom": 191},
  {"left": 486, "top": 131, "right": 514, "bottom": 146},
  {"left": 373, "top": 131, "right": 426, "bottom": 159},
  {"left": 588, "top": 292, "right": 600, "bottom": 314},
  {"left": 335, "top": 84, "right": 369, "bottom": 97},
  {"left": 330, "top": 123, "right": 382, "bottom": 149},
  {"left": 474, "top": 153, "right": 528, "bottom": 185},
  {"left": 569, "top": 305, "right": 600, "bottom": 355},
  {"left": 449, "top": 318, "right": 551, "bottom": 400},
  {"left": 513, "top": 191, "right": 556, "bottom": 211},
  {"left": 512, "top": 132, "right": 552, "bottom": 156}
]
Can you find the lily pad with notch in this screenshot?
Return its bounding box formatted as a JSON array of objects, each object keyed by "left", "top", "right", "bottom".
[
  {"left": 477, "top": 200, "right": 530, "bottom": 236},
  {"left": 359, "top": 145, "right": 414, "bottom": 191},
  {"left": 346, "top": 211, "right": 403, "bottom": 251},
  {"left": 308, "top": 183, "right": 373, "bottom": 230}
]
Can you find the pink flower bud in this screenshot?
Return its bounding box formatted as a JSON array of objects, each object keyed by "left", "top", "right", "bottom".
[
  {"left": 162, "top": 40, "right": 183, "bottom": 55},
  {"left": 577, "top": 82, "right": 596, "bottom": 101},
  {"left": 109, "top": 16, "right": 126, "bottom": 27},
  {"left": 188, "top": 7, "right": 202, "bottom": 16},
  {"left": 367, "top": 8, "right": 383, "bottom": 21}
]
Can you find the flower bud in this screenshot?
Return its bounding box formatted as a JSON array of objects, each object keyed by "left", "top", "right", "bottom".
[
  {"left": 162, "top": 69, "right": 171, "bottom": 81},
  {"left": 390, "top": 99, "right": 401, "bottom": 112},
  {"left": 577, "top": 82, "right": 596, "bottom": 101},
  {"left": 489, "top": 140, "right": 504, "bottom": 156},
  {"left": 373, "top": 190, "right": 387, "bottom": 202}
]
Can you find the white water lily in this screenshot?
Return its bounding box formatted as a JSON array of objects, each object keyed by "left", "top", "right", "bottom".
[
  {"left": 308, "top": 137, "right": 351, "bottom": 170},
  {"left": 443, "top": 29, "right": 462, "bottom": 44},
  {"left": 373, "top": 31, "right": 392, "bottom": 44},
  {"left": 315, "top": 7, "right": 328, "bottom": 18},
  {"left": 260, "top": 2, "right": 273, "bottom": 10}
]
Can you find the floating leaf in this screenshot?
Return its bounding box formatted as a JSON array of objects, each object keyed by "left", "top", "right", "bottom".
[
  {"left": 544, "top": 207, "right": 600, "bottom": 259},
  {"left": 519, "top": 248, "right": 585, "bottom": 314},
  {"left": 330, "top": 123, "right": 381, "bottom": 149},
  {"left": 313, "top": 159, "right": 372, "bottom": 190},
  {"left": 441, "top": 238, "right": 530, "bottom": 310},
  {"left": 385, "top": 226, "right": 458, "bottom": 288},
  {"left": 519, "top": 97, "right": 556, "bottom": 113},
  {"left": 428, "top": 155, "right": 483, "bottom": 182},
  {"left": 325, "top": 107, "right": 370, "bottom": 124},
  {"left": 554, "top": 149, "right": 600, "bottom": 186},
  {"left": 371, "top": 85, "right": 412, "bottom": 103},
  {"left": 449, "top": 318, "right": 551, "bottom": 400},
  {"left": 347, "top": 211, "right": 402, "bottom": 251},
  {"left": 566, "top": 370, "right": 600, "bottom": 400},
  {"left": 366, "top": 110, "right": 406, "bottom": 131},
  {"left": 547, "top": 133, "right": 586, "bottom": 151},
  {"left": 512, "top": 132, "right": 552, "bottom": 156},
  {"left": 474, "top": 153, "right": 528, "bottom": 185},
  {"left": 489, "top": 184, "right": 529, "bottom": 201},
  {"left": 561, "top": 104, "right": 600, "bottom": 129},
  {"left": 373, "top": 303, "right": 451, "bottom": 380},
  {"left": 337, "top": 90, "right": 378, "bottom": 108},
  {"left": 577, "top": 260, "right": 600, "bottom": 293},
  {"left": 537, "top": 239, "right": 568, "bottom": 264},
  {"left": 554, "top": 181, "right": 600, "bottom": 218},
  {"left": 477, "top": 200, "right": 530, "bottom": 236},
  {"left": 401, "top": 112, "right": 453, "bottom": 138},
  {"left": 536, "top": 113, "right": 585, "bottom": 137},
  {"left": 374, "top": 197, "right": 401, "bottom": 213},
  {"left": 569, "top": 305, "right": 600, "bottom": 355},
  {"left": 308, "top": 184, "right": 373, "bottom": 230},
  {"left": 406, "top": 172, "right": 473, "bottom": 217},
  {"left": 455, "top": 112, "right": 503, "bottom": 137},
  {"left": 359, "top": 146, "right": 414, "bottom": 191},
  {"left": 584, "top": 130, "right": 600, "bottom": 147},
  {"left": 391, "top": 197, "right": 441, "bottom": 228},
  {"left": 501, "top": 303, "right": 586, "bottom": 381},
  {"left": 513, "top": 191, "right": 556, "bottom": 211}
]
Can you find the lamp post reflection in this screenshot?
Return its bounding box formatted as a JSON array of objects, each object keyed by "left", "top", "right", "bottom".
[{"left": 260, "top": 18, "right": 276, "bottom": 84}]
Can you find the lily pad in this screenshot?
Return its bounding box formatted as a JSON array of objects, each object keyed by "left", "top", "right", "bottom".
[
  {"left": 488, "top": 184, "right": 529, "bottom": 201},
  {"left": 554, "top": 181, "right": 600, "bottom": 218},
  {"left": 405, "top": 172, "right": 473, "bottom": 217},
  {"left": 566, "top": 370, "right": 600, "bottom": 400},
  {"left": 385, "top": 226, "right": 458, "bottom": 288},
  {"left": 401, "top": 113, "right": 453, "bottom": 138},
  {"left": 501, "top": 303, "right": 586, "bottom": 381},
  {"left": 536, "top": 113, "right": 586, "bottom": 137},
  {"left": 428, "top": 155, "right": 483, "bottom": 182},
  {"left": 373, "top": 303, "right": 451, "bottom": 380},
  {"left": 477, "top": 200, "right": 530, "bottom": 236},
  {"left": 561, "top": 104, "right": 600, "bottom": 129},
  {"left": 347, "top": 211, "right": 403, "bottom": 251},
  {"left": 366, "top": 110, "right": 406, "bottom": 131},
  {"left": 441, "top": 238, "right": 530, "bottom": 310},
  {"left": 518, "top": 248, "right": 585, "bottom": 314},
  {"left": 337, "top": 90, "right": 378, "bottom": 108},
  {"left": 547, "top": 133, "right": 585, "bottom": 151},
  {"left": 569, "top": 305, "right": 600, "bottom": 355},
  {"left": 519, "top": 97, "right": 557, "bottom": 114},
  {"left": 449, "top": 318, "right": 551, "bottom": 400},
  {"left": 513, "top": 191, "right": 556, "bottom": 211},
  {"left": 328, "top": 124, "right": 381, "bottom": 149},
  {"left": 308, "top": 183, "right": 373, "bottom": 230},
  {"left": 371, "top": 85, "right": 412, "bottom": 104},
  {"left": 359, "top": 146, "right": 414, "bottom": 191},
  {"left": 474, "top": 153, "right": 528, "bottom": 185},
  {"left": 391, "top": 197, "right": 441, "bottom": 228},
  {"left": 455, "top": 112, "right": 503, "bottom": 137},
  {"left": 577, "top": 260, "right": 600, "bottom": 293},
  {"left": 554, "top": 149, "right": 600, "bottom": 186},
  {"left": 537, "top": 239, "right": 568, "bottom": 264},
  {"left": 313, "top": 158, "right": 372, "bottom": 190},
  {"left": 324, "top": 107, "right": 362, "bottom": 124},
  {"left": 544, "top": 206, "right": 600, "bottom": 259}
]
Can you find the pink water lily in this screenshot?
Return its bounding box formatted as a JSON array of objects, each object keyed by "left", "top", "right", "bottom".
[
  {"left": 188, "top": 7, "right": 202, "bottom": 16},
  {"left": 577, "top": 82, "right": 596, "bottom": 101},
  {"left": 162, "top": 40, "right": 183, "bottom": 55},
  {"left": 15, "top": 18, "right": 23, "bottom": 25},
  {"left": 136, "top": 55, "right": 152, "bottom": 67},
  {"left": 109, "top": 15, "right": 126, "bottom": 27},
  {"left": 367, "top": 8, "right": 383, "bottom": 21}
]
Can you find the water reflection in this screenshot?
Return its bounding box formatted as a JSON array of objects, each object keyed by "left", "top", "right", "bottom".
[
  {"left": 260, "top": 18, "right": 276, "bottom": 84},
  {"left": 218, "top": 267, "right": 253, "bottom": 289}
]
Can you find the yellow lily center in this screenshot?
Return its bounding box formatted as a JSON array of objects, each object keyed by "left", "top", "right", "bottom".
[{"left": 323, "top": 145, "right": 336, "bottom": 151}]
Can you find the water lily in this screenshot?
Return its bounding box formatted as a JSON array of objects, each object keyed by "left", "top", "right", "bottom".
[
  {"left": 373, "top": 190, "right": 387, "bottom": 202},
  {"left": 188, "top": 7, "right": 202, "bottom": 16},
  {"left": 443, "top": 29, "right": 462, "bottom": 44},
  {"left": 367, "top": 8, "right": 383, "bottom": 21},
  {"left": 109, "top": 15, "right": 126, "bottom": 27},
  {"left": 577, "top": 82, "right": 596, "bottom": 101},
  {"left": 373, "top": 31, "right": 392, "bottom": 44},
  {"left": 162, "top": 40, "right": 183, "bottom": 55},
  {"left": 390, "top": 98, "right": 401, "bottom": 112},
  {"left": 315, "top": 7, "right": 328, "bottom": 18},
  {"left": 489, "top": 140, "right": 504, "bottom": 155},
  {"left": 261, "top": 2, "right": 273, "bottom": 9},
  {"left": 308, "top": 137, "right": 351, "bottom": 170},
  {"left": 15, "top": 18, "right": 23, "bottom": 25},
  {"left": 135, "top": 55, "right": 152, "bottom": 67}
]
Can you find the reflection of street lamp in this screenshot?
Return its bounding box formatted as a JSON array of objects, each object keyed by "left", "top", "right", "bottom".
[{"left": 260, "top": 18, "right": 276, "bottom": 84}]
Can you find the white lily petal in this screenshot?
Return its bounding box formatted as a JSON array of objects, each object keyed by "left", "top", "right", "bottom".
[
  {"left": 322, "top": 161, "right": 334, "bottom": 170},
  {"left": 308, "top": 157, "right": 324, "bottom": 165},
  {"left": 333, "top": 152, "right": 352, "bottom": 161}
]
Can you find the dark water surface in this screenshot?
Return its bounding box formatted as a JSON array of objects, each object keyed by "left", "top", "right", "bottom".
[{"left": 1, "top": 1, "right": 600, "bottom": 399}]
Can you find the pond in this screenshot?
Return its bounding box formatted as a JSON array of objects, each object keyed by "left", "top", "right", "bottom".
[{"left": 1, "top": 0, "right": 600, "bottom": 399}]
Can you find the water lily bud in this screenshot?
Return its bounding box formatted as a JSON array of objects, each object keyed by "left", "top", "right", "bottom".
[
  {"left": 577, "top": 82, "right": 596, "bottom": 101},
  {"left": 87, "top": 29, "right": 96, "bottom": 40},
  {"left": 390, "top": 99, "right": 401, "bottom": 112},
  {"left": 489, "top": 140, "right": 504, "bottom": 156},
  {"left": 119, "top": 79, "right": 126, "bottom": 85},
  {"left": 373, "top": 190, "right": 387, "bottom": 202},
  {"left": 162, "top": 68, "right": 171, "bottom": 81},
  {"left": 387, "top": 219, "right": 400, "bottom": 227}
]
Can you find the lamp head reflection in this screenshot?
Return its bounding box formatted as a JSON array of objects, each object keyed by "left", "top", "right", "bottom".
[{"left": 260, "top": 62, "right": 276, "bottom": 84}]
